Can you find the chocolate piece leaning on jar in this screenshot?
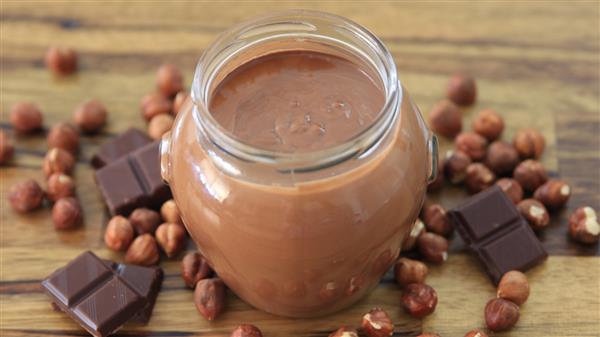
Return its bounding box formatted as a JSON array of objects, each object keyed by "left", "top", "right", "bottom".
[
  {"left": 448, "top": 186, "right": 548, "bottom": 285},
  {"left": 91, "top": 128, "right": 152, "bottom": 168}
]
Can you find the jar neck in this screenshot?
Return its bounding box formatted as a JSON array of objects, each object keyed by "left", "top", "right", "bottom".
[{"left": 190, "top": 10, "right": 401, "bottom": 173}]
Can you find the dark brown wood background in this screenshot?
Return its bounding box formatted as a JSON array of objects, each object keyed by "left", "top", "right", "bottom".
[{"left": 1, "top": 2, "right": 599, "bottom": 337}]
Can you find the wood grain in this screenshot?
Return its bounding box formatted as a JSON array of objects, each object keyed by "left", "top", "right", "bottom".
[{"left": 1, "top": 1, "right": 599, "bottom": 337}]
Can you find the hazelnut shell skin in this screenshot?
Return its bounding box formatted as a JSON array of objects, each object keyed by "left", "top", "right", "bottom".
[
  {"left": 455, "top": 132, "right": 488, "bottom": 161},
  {"left": 428, "top": 100, "right": 462, "bottom": 138},
  {"left": 495, "top": 178, "right": 524, "bottom": 204},
  {"left": 497, "top": 270, "right": 530, "bottom": 305},
  {"left": 513, "top": 128, "right": 545, "bottom": 159},
  {"left": 10, "top": 102, "right": 43, "bottom": 134},
  {"left": 568, "top": 207, "right": 600, "bottom": 244},
  {"left": 45, "top": 47, "right": 78, "bottom": 76},
  {"left": 472, "top": 108, "right": 504, "bottom": 141},
  {"left": 47, "top": 123, "right": 80, "bottom": 154},
  {"left": 8, "top": 179, "right": 45, "bottom": 213},
  {"left": 485, "top": 298, "right": 520, "bottom": 332},
  {"left": 447, "top": 73, "right": 477, "bottom": 106},
  {"left": 52, "top": 197, "right": 83, "bottom": 230},
  {"left": 484, "top": 141, "right": 519, "bottom": 176},
  {"left": 0, "top": 130, "right": 15, "bottom": 165},
  {"left": 513, "top": 159, "right": 548, "bottom": 192},
  {"left": 401, "top": 283, "right": 438, "bottom": 318},
  {"left": 533, "top": 179, "right": 571, "bottom": 210}
]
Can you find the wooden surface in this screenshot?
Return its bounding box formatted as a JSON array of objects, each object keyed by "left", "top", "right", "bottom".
[{"left": 1, "top": 2, "right": 599, "bottom": 337}]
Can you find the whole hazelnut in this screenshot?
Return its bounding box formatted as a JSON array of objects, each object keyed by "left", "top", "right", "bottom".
[
  {"left": 428, "top": 100, "right": 462, "bottom": 138},
  {"left": 46, "top": 173, "right": 75, "bottom": 202},
  {"left": 173, "top": 90, "right": 189, "bottom": 116},
  {"left": 47, "top": 123, "right": 80, "bottom": 154},
  {"left": 181, "top": 251, "right": 214, "bottom": 288},
  {"left": 73, "top": 100, "right": 107, "bottom": 133},
  {"left": 484, "top": 141, "right": 519, "bottom": 176},
  {"left": 472, "top": 109, "right": 504, "bottom": 141},
  {"left": 140, "top": 93, "right": 172, "bottom": 121},
  {"left": 427, "top": 156, "right": 445, "bottom": 192},
  {"left": 156, "top": 64, "right": 184, "bottom": 98},
  {"left": 8, "top": 179, "right": 45, "bottom": 213},
  {"left": 44, "top": 46, "right": 77, "bottom": 76},
  {"left": 155, "top": 223, "right": 186, "bottom": 257},
  {"left": 394, "top": 258, "right": 428, "bottom": 287},
  {"left": 568, "top": 206, "right": 600, "bottom": 244},
  {"left": 513, "top": 128, "right": 545, "bottom": 159},
  {"left": 231, "top": 324, "right": 263, "bottom": 337},
  {"left": 401, "top": 218, "right": 425, "bottom": 252},
  {"left": 517, "top": 199, "right": 550, "bottom": 230},
  {"left": 43, "top": 148, "right": 75, "bottom": 177},
  {"left": 465, "top": 163, "right": 496, "bottom": 194},
  {"left": 148, "top": 114, "right": 174, "bottom": 140},
  {"left": 513, "top": 159, "right": 548, "bottom": 192},
  {"left": 10, "top": 102, "right": 43, "bottom": 133},
  {"left": 401, "top": 283, "right": 438, "bottom": 318},
  {"left": 161, "top": 199, "right": 183, "bottom": 224},
  {"left": 52, "top": 197, "right": 82, "bottom": 230},
  {"left": 129, "top": 208, "right": 161, "bottom": 234},
  {"left": 533, "top": 179, "right": 571, "bottom": 210},
  {"left": 484, "top": 298, "right": 520, "bottom": 332},
  {"left": 497, "top": 270, "right": 530, "bottom": 305},
  {"left": 444, "top": 150, "right": 472, "bottom": 184},
  {"left": 422, "top": 203, "right": 453, "bottom": 237},
  {"left": 361, "top": 308, "right": 394, "bottom": 337},
  {"left": 495, "top": 178, "right": 524, "bottom": 204},
  {"left": 464, "top": 329, "right": 488, "bottom": 337},
  {"left": 104, "top": 215, "right": 135, "bottom": 251},
  {"left": 125, "top": 234, "right": 160, "bottom": 265},
  {"left": 328, "top": 326, "right": 358, "bottom": 337},
  {"left": 455, "top": 132, "right": 488, "bottom": 161},
  {"left": 446, "top": 73, "right": 476, "bottom": 106},
  {"left": 0, "top": 130, "right": 14, "bottom": 165},
  {"left": 417, "top": 232, "right": 449, "bottom": 264},
  {"left": 194, "top": 278, "right": 226, "bottom": 321}
]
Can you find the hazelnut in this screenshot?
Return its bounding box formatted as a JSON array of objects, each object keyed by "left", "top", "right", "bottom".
[
  {"left": 161, "top": 199, "right": 183, "bottom": 224},
  {"left": 472, "top": 108, "right": 504, "bottom": 141},
  {"left": 401, "top": 218, "right": 425, "bottom": 252},
  {"left": 140, "top": 93, "right": 172, "bottom": 121},
  {"left": 361, "top": 308, "right": 394, "bottom": 337},
  {"left": 46, "top": 173, "right": 75, "bottom": 202},
  {"left": 0, "top": 130, "right": 14, "bottom": 165},
  {"left": 427, "top": 155, "right": 445, "bottom": 192},
  {"left": 497, "top": 270, "right": 530, "bottom": 305},
  {"left": 231, "top": 324, "right": 263, "bottom": 337},
  {"left": 52, "top": 197, "right": 82, "bottom": 230},
  {"left": 464, "top": 329, "right": 488, "bottom": 337},
  {"left": 484, "top": 141, "right": 519, "bottom": 176},
  {"left": 8, "top": 179, "right": 45, "bottom": 213},
  {"left": 181, "top": 251, "right": 213, "bottom": 288},
  {"left": 417, "top": 232, "right": 449, "bottom": 264},
  {"left": 156, "top": 223, "right": 186, "bottom": 257},
  {"left": 428, "top": 100, "right": 462, "bottom": 138},
  {"left": 104, "top": 215, "right": 135, "bottom": 251},
  {"left": 444, "top": 150, "right": 472, "bottom": 184},
  {"left": 513, "top": 128, "right": 545, "bottom": 159},
  {"left": 10, "top": 102, "right": 43, "bottom": 133},
  {"left": 495, "top": 178, "right": 524, "bottom": 204},
  {"left": 394, "top": 258, "right": 428, "bottom": 287},
  {"left": 568, "top": 206, "right": 600, "bottom": 244},
  {"left": 43, "top": 148, "right": 75, "bottom": 177},
  {"left": 156, "top": 63, "right": 184, "bottom": 97},
  {"left": 517, "top": 199, "right": 550, "bottom": 230},
  {"left": 148, "top": 114, "right": 174, "bottom": 140},
  {"left": 446, "top": 73, "right": 476, "bottom": 106},
  {"left": 484, "top": 298, "right": 520, "bottom": 332},
  {"left": 328, "top": 326, "right": 358, "bottom": 337},
  {"left": 194, "top": 278, "right": 226, "bottom": 321},
  {"left": 73, "top": 100, "right": 107, "bottom": 133},
  {"left": 125, "top": 234, "right": 160, "bottom": 265},
  {"left": 465, "top": 163, "right": 496, "bottom": 194},
  {"left": 422, "top": 203, "right": 453, "bottom": 237},
  {"left": 47, "top": 123, "right": 80, "bottom": 154},
  {"left": 533, "top": 179, "right": 571, "bottom": 210},
  {"left": 44, "top": 46, "right": 77, "bottom": 76},
  {"left": 455, "top": 132, "right": 488, "bottom": 161},
  {"left": 418, "top": 334, "right": 441, "bottom": 337},
  {"left": 513, "top": 159, "right": 548, "bottom": 192},
  {"left": 401, "top": 283, "right": 438, "bottom": 318},
  {"left": 129, "top": 208, "right": 161, "bottom": 234},
  {"left": 173, "top": 90, "right": 189, "bottom": 116}
]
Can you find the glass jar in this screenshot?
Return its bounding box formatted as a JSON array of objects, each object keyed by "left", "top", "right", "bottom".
[{"left": 160, "top": 10, "right": 438, "bottom": 317}]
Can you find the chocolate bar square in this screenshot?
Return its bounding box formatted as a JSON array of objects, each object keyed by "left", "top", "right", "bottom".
[{"left": 91, "top": 128, "right": 151, "bottom": 168}]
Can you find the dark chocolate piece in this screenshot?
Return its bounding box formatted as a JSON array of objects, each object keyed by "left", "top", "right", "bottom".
[
  {"left": 91, "top": 128, "right": 151, "bottom": 168},
  {"left": 95, "top": 141, "right": 171, "bottom": 215},
  {"left": 448, "top": 186, "right": 548, "bottom": 284},
  {"left": 42, "top": 252, "right": 145, "bottom": 337}
]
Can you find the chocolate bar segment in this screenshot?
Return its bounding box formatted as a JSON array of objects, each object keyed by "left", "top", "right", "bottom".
[
  {"left": 129, "top": 142, "right": 171, "bottom": 210},
  {"left": 91, "top": 128, "right": 151, "bottom": 168},
  {"left": 449, "top": 186, "right": 548, "bottom": 284}
]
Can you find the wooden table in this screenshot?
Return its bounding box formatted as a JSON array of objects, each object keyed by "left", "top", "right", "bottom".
[{"left": 1, "top": 2, "right": 599, "bottom": 336}]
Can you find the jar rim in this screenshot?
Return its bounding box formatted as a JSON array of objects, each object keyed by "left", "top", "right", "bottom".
[{"left": 191, "top": 9, "right": 401, "bottom": 171}]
